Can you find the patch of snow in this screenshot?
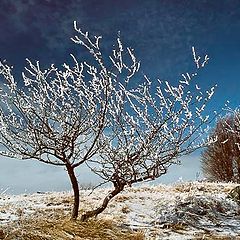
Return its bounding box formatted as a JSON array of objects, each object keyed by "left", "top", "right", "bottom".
[{"left": 1, "top": 181, "right": 240, "bottom": 239}]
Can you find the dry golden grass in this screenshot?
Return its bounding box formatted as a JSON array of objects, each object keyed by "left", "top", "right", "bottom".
[
  {"left": 115, "top": 194, "right": 131, "bottom": 202},
  {"left": 3, "top": 215, "right": 144, "bottom": 240},
  {"left": 193, "top": 234, "right": 240, "bottom": 240},
  {"left": 121, "top": 205, "right": 131, "bottom": 214},
  {"left": 173, "top": 182, "right": 238, "bottom": 194}
]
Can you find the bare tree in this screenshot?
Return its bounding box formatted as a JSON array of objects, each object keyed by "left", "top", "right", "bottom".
[
  {"left": 0, "top": 22, "right": 217, "bottom": 221},
  {"left": 226, "top": 109, "right": 240, "bottom": 151},
  {"left": 77, "top": 32, "right": 217, "bottom": 220},
  {"left": 202, "top": 111, "right": 240, "bottom": 182}
]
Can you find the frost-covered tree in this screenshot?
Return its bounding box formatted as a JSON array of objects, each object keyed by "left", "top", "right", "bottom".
[
  {"left": 0, "top": 22, "right": 216, "bottom": 221},
  {"left": 202, "top": 111, "right": 240, "bottom": 182}
]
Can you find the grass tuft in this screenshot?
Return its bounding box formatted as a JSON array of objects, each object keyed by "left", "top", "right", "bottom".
[{"left": 4, "top": 216, "right": 144, "bottom": 240}]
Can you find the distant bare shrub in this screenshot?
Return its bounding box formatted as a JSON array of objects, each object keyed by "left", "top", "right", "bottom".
[{"left": 202, "top": 111, "right": 240, "bottom": 182}]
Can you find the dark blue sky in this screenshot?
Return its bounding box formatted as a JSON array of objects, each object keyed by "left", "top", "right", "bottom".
[
  {"left": 0, "top": 0, "right": 240, "bottom": 193},
  {"left": 1, "top": 0, "right": 240, "bottom": 108}
]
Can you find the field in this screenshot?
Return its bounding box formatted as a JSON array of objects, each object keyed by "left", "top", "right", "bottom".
[{"left": 1, "top": 181, "right": 240, "bottom": 239}]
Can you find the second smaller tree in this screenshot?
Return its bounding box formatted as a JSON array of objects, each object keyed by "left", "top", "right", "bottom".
[{"left": 202, "top": 111, "right": 240, "bottom": 182}]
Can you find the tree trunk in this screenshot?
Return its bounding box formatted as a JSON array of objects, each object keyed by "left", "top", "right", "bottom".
[
  {"left": 66, "top": 164, "right": 79, "bottom": 220},
  {"left": 81, "top": 183, "right": 124, "bottom": 221}
]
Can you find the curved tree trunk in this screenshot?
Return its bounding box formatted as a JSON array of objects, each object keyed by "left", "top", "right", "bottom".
[
  {"left": 81, "top": 183, "right": 125, "bottom": 221},
  {"left": 66, "top": 164, "right": 79, "bottom": 220}
]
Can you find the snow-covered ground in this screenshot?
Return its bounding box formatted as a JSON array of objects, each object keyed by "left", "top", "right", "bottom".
[{"left": 1, "top": 181, "right": 240, "bottom": 239}]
